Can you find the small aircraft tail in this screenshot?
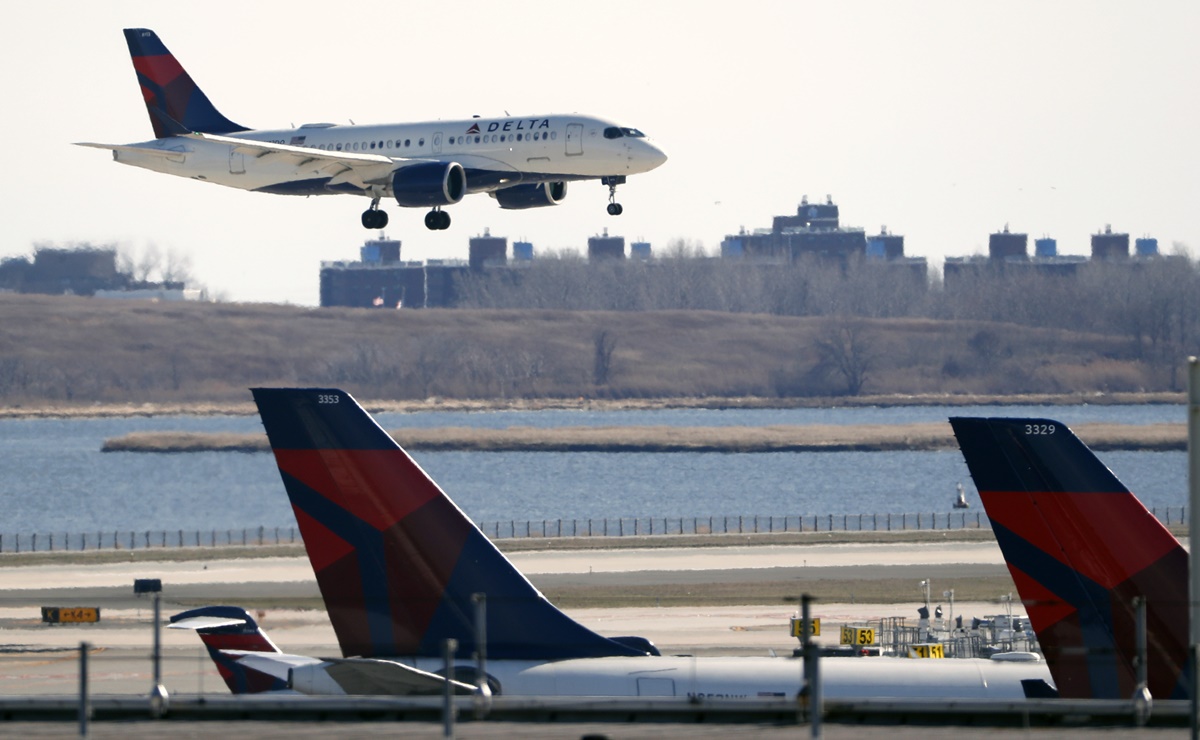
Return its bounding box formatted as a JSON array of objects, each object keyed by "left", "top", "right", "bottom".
[
  {"left": 169, "top": 606, "right": 288, "bottom": 693},
  {"left": 123, "top": 28, "right": 247, "bottom": 138},
  {"left": 950, "top": 417, "right": 1189, "bottom": 699},
  {"left": 251, "top": 387, "right": 654, "bottom": 662}
]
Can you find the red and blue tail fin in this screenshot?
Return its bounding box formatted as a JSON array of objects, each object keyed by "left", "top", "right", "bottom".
[
  {"left": 123, "top": 28, "right": 247, "bottom": 138},
  {"left": 169, "top": 606, "right": 288, "bottom": 693},
  {"left": 950, "top": 417, "right": 1189, "bottom": 700},
  {"left": 251, "top": 387, "right": 653, "bottom": 662}
]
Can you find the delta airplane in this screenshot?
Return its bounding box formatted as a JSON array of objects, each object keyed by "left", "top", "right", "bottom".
[
  {"left": 951, "top": 417, "right": 1191, "bottom": 700},
  {"left": 79, "top": 29, "right": 667, "bottom": 231},
  {"left": 173, "top": 387, "right": 1055, "bottom": 701}
]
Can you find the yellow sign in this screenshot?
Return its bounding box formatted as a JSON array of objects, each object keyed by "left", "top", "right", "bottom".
[
  {"left": 909, "top": 643, "right": 945, "bottom": 659},
  {"left": 790, "top": 617, "right": 821, "bottom": 638},
  {"left": 42, "top": 607, "right": 100, "bottom": 624},
  {"left": 840, "top": 626, "right": 876, "bottom": 646}
]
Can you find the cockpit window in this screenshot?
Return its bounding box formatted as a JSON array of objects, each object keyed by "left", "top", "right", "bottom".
[{"left": 603, "top": 126, "right": 646, "bottom": 139}]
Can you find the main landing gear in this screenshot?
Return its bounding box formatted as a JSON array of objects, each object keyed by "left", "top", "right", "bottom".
[
  {"left": 361, "top": 198, "right": 389, "bottom": 229},
  {"left": 603, "top": 175, "right": 626, "bottom": 216},
  {"left": 424, "top": 208, "right": 451, "bottom": 231}
]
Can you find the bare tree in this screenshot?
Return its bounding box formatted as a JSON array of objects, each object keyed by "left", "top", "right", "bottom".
[
  {"left": 593, "top": 330, "right": 617, "bottom": 386},
  {"left": 160, "top": 248, "right": 194, "bottom": 285},
  {"left": 133, "top": 244, "right": 162, "bottom": 283},
  {"left": 814, "top": 319, "right": 875, "bottom": 396}
]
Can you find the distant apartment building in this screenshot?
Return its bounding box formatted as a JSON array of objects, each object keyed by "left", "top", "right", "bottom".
[{"left": 0, "top": 247, "right": 194, "bottom": 299}]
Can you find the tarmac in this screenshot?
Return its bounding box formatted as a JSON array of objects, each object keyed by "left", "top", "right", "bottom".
[{"left": 0, "top": 540, "right": 1182, "bottom": 737}]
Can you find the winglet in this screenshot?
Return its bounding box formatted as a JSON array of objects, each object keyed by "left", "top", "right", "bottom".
[
  {"left": 251, "top": 387, "right": 654, "bottom": 661},
  {"left": 950, "top": 417, "right": 1190, "bottom": 699},
  {"left": 123, "top": 28, "right": 247, "bottom": 138}
]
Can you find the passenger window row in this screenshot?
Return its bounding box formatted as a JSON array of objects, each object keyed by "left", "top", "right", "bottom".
[{"left": 310, "top": 129, "right": 558, "bottom": 153}]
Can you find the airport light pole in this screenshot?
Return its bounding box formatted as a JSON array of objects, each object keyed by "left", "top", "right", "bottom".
[
  {"left": 801, "top": 594, "right": 822, "bottom": 739},
  {"left": 1187, "top": 357, "right": 1200, "bottom": 740},
  {"left": 472, "top": 592, "right": 492, "bottom": 717},
  {"left": 78, "top": 641, "right": 91, "bottom": 738},
  {"left": 134, "top": 578, "right": 168, "bottom": 718}
]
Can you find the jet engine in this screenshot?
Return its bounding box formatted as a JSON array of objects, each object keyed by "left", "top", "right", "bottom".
[
  {"left": 493, "top": 182, "right": 567, "bottom": 210},
  {"left": 392, "top": 162, "right": 466, "bottom": 207}
]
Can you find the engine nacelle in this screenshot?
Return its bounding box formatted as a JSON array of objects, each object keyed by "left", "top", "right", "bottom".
[
  {"left": 392, "top": 162, "right": 466, "bottom": 207},
  {"left": 493, "top": 181, "right": 567, "bottom": 210}
]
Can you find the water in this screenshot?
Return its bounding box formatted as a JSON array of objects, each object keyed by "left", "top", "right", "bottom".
[{"left": 0, "top": 405, "right": 1188, "bottom": 536}]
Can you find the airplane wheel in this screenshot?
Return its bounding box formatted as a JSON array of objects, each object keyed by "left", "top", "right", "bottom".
[
  {"left": 607, "top": 203, "right": 623, "bottom": 216},
  {"left": 437, "top": 211, "right": 451, "bottom": 230},
  {"left": 362, "top": 210, "right": 388, "bottom": 229},
  {"left": 425, "top": 211, "right": 439, "bottom": 230}
]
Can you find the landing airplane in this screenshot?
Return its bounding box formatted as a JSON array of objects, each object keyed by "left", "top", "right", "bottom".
[
  {"left": 79, "top": 29, "right": 667, "bottom": 231},
  {"left": 951, "top": 417, "right": 1190, "bottom": 700},
  {"left": 174, "top": 387, "right": 1054, "bottom": 700}
]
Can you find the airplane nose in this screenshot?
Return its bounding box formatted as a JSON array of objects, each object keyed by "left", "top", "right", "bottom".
[{"left": 643, "top": 141, "right": 668, "bottom": 168}]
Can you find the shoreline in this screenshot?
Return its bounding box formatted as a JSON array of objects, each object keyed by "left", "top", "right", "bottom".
[
  {"left": 101, "top": 421, "right": 1188, "bottom": 453},
  {"left": 1, "top": 390, "right": 1187, "bottom": 420}
]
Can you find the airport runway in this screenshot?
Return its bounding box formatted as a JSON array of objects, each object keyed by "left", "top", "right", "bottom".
[
  {"left": 1, "top": 541, "right": 1175, "bottom": 737},
  {"left": 0, "top": 541, "right": 1017, "bottom": 695}
]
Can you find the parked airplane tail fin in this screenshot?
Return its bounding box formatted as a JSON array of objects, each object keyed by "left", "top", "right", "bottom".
[
  {"left": 169, "top": 606, "right": 288, "bottom": 693},
  {"left": 950, "top": 417, "right": 1190, "bottom": 700},
  {"left": 251, "top": 387, "right": 654, "bottom": 662},
  {"left": 123, "top": 28, "right": 247, "bottom": 138}
]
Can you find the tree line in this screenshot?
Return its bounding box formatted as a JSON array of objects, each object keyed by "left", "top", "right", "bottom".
[{"left": 455, "top": 244, "right": 1200, "bottom": 391}]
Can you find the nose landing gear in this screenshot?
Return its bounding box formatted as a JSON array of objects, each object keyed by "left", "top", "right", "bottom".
[{"left": 602, "top": 176, "right": 626, "bottom": 216}]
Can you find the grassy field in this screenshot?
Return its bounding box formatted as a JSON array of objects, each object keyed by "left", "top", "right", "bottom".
[{"left": 0, "top": 293, "right": 1180, "bottom": 408}]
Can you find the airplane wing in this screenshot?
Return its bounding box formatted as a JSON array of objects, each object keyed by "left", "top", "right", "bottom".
[
  {"left": 324, "top": 658, "right": 477, "bottom": 696},
  {"left": 185, "top": 133, "right": 403, "bottom": 189},
  {"left": 285, "top": 657, "right": 477, "bottom": 696},
  {"left": 75, "top": 142, "right": 187, "bottom": 159}
]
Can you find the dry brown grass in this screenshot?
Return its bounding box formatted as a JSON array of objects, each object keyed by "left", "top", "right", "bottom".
[
  {"left": 101, "top": 421, "right": 1187, "bottom": 453},
  {"left": 0, "top": 293, "right": 1173, "bottom": 408}
]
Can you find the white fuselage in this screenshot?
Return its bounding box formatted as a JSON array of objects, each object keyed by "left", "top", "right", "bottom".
[
  {"left": 106, "top": 114, "right": 667, "bottom": 200},
  {"left": 287, "top": 654, "right": 1051, "bottom": 701}
]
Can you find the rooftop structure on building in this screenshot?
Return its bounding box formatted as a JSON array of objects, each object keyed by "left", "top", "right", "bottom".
[
  {"left": 320, "top": 234, "right": 474, "bottom": 308},
  {"left": 469, "top": 228, "right": 507, "bottom": 271},
  {"left": 720, "top": 196, "right": 909, "bottom": 267},
  {"left": 588, "top": 228, "right": 625, "bottom": 260}
]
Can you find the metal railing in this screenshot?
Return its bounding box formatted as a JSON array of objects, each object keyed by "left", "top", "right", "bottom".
[{"left": 0, "top": 506, "right": 1187, "bottom": 553}]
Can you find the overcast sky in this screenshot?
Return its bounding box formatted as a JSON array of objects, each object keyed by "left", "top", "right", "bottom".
[{"left": 2, "top": 1, "right": 1196, "bottom": 305}]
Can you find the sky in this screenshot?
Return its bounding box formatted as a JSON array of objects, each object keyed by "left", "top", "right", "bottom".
[{"left": 1, "top": 1, "right": 1196, "bottom": 305}]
